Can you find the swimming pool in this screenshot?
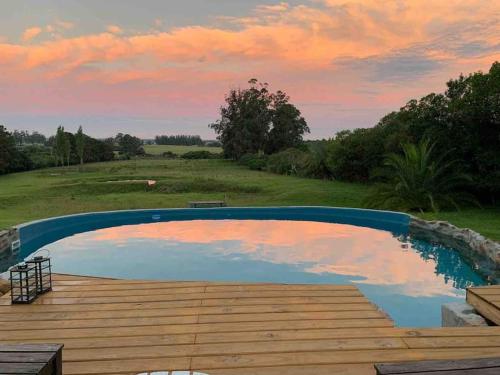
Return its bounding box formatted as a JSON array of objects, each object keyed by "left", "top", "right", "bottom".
[{"left": 6, "top": 207, "right": 486, "bottom": 327}]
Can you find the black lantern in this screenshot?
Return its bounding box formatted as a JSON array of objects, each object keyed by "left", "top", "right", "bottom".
[
  {"left": 10, "top": 263, "right": 38, "bottom": 304},
  {"left": 26, "top": 255, "right": 52, "bottom": 294}
]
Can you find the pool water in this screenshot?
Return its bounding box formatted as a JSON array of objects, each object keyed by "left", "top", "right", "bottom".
[{"left": 37, "top": 219, "right": 485, "bottom": 327}]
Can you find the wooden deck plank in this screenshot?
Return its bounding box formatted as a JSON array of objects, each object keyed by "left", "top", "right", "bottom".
[
  {"left": 0, "top": 310, "right": 387, "bottom": 331},
  {"left": 60, "top": 337, "right": 408, "bottom": 362},
  {"left": 0, "top": 318, "right": 394, "bottom": 340},
  {"left": 195, "top": 327, "right": 500, "bottom": 344},
  {"left": 467, "top": 286, "right": 500, "bottom": 325},
  {"left": 190, "top": 348, "right": 500, "bottom": 370},
  {"left": 1, "top": 274, "right": 500, "bottom": 375},
  {"left": 51, "top": 282, "right": 358, "bottom": 292},
  {"left": 404, "top": 336, "right": 500, "bottom": 348},
  {"left": 64, "top": 356, "right": 191, "bottom": 375},
  {"left": 204, "top": 364, "right": 376, "bottom": 375},
  {"left": 0, "top": 302, "right": 378, "bottom": 321},
  {"left": 43, "top": 286, "right": 360, "bottom": 298}
]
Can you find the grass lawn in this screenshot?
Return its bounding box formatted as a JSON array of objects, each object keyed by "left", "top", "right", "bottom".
[
  {"left": 144, "top": 144, "right": 222, "bottom": 155},
  {"left": 0, "top": 159, "right": 498, "bottom": 241}
]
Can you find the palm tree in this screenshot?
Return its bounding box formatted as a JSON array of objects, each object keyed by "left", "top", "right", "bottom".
[{"left": 364, "top": 139, "right": 474, "bottom": 212}]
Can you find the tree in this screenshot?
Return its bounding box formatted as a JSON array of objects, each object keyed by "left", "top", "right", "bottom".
[
  {"left": 117, "top": 133, "right": 144, "bottom": 156},
  {"left": 75, "top": 126, "right": 85, "bottom": 165},
  {"left": 364, "top": 140, "right": 475, "bottom": 212},
  {"left": 265, "top": 91, "right": 309, "bottom": 154},
  {"left": 210, "top": 79, "right": 272, "bottom": 159},
  {"left": 210, "top": 79, "right": 309, "bottom": 159},
  {"left": 0, "top": 125, "right": 16, "bottom": 174},
  {"left": 63, "top": 132, "right": 71, "bottom": 166},
  {"left": 0, "top": 126, "right": 33, "bottom": 174},
  {"left": 54, "top": 126, "right": 67, "bottom": 166}
]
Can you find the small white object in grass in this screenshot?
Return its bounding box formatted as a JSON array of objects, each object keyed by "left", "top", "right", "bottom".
[
  {"left": 148, "top": 180, "right": 157, "bottom": 186},
  {"left": 136, "top": 372, "right": 208, "bottom": 375}
]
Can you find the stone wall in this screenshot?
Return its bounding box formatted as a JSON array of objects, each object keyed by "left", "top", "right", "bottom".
[{"left": 410, "top": 216, "right": 500, "bottom": 281}]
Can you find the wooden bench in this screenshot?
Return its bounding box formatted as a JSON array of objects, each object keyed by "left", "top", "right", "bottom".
[
  {"left": 0, "top": 344, "right": 63, "bottom": 374},
  {"left": 188, "top": 200, "right": 227, "bottom": 208},
  {"left": 375, "top": 357, "right": 500, "bottom": 374}
]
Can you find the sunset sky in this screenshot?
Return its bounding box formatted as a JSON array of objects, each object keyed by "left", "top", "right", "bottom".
[{"left": 1, "top": 0, "right": 499, "bottom": 138}]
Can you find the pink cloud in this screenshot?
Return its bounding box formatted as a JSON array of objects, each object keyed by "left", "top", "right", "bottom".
[{"left": 1, "top": 1, "right": 499, "bottom": 136}]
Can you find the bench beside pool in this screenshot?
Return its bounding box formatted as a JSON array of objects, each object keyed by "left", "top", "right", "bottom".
[
  {"left": 188, "top": 200, "right": 227, "bottom": 208},
  {"left": 1, "top": 275, "right": 500, "bottom": 375}
]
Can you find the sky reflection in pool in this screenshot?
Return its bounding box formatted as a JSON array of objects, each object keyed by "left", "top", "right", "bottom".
[{"left": 44, "top": 220, "right": 485, "bottom": 327}]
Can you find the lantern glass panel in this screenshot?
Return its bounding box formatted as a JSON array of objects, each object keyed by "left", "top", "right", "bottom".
[
  {"left": 26, "top": 256, "right": 52, "bottom": 294},
  {"left": 10, "top": 264, "right": 38, "bottom": 304}
]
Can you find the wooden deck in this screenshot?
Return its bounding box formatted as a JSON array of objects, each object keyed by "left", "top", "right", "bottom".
[
  {"left": 1, "top": 274, "right": 500, "bottom": 375},
  {"left": 467, "top": 285, "right": 500, "bottom": 325}
]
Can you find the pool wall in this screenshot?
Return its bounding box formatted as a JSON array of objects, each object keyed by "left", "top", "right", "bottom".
[{"left": 16, "top": 207, "right": 410, "bottom": 258}]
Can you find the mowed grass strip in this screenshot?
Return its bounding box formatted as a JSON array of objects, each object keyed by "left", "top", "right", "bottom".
[{"left": 143, "top": 144, "right": 222, "bottom": 155}]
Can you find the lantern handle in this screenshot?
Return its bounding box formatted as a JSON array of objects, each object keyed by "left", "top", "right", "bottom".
[{"left": 25, "top": 248, "right": 51, "bottom": 261}]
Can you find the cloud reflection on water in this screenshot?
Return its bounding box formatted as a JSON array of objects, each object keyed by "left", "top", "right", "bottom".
[{"left": 56, "top": 220, "right": 475, "bottom": 297}]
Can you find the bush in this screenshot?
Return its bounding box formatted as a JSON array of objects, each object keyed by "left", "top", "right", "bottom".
[
  {"left": 181, "top": 150, "right": 218, "bottom": 159},
  {"left": 266, "top": 148, "right": 308, "bottom": 175},
  {"left": 19, "top": 145, "right": 54, "bottom": 169},
  {"left": 162, "top": 151, "right": 177, "bottom": 159},
  {"left": 364, "top": 140, "right": 476, "bottom": 212},
  {"left": 239, "top": 154, "right": 268, "bottom": 170},
  {"left": 301, "top": 141, "right": 332, "bottom": 179}
]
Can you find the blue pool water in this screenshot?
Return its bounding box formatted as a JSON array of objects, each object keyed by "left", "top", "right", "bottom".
[{"left": 21, "top": 218, "right": 486, "bottom": 327}]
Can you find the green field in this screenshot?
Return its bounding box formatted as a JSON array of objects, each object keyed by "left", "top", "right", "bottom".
[
  {"left": 0, "top": 159, "right": 498, "bottom": 240},
  {"left": 144, "top": 144, "right": 222, "bottom": 155}
]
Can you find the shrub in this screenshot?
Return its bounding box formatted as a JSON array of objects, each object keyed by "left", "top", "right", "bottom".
[
  {"left": 364, "top": 139, "right": 476, "bottom": 212},
  {"left": 239, "top": 154, "right": 268, "bottom": 170},
  {"left": 181, "top": 150, "right": 218, "bottom": 159},
  {"left": 301, "top": 142, "right": 332, "bottom": 179},
  {"left": 162, "top": 151, "right": 177, "bottom": 159},
  {"left": 266, "top": 148, "right": 308, "bottom": 175}
]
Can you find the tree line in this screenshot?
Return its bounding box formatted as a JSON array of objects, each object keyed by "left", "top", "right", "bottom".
[
  {"left": 0, "top": 126, "right": 116, "bottom": 173},
  {"left": 210, "top": 63, "right": 500, "bottom": 211},
  {"left": 155, "top": 135, "right": 204, "bottom": 146}
]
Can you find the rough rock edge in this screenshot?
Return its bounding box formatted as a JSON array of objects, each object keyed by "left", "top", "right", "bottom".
[
  {"left": 409, "top": 216, "right": 500, "bottom": 282},
  {"left": 442, "top": 302, "right": 489, "bottom": 327}
]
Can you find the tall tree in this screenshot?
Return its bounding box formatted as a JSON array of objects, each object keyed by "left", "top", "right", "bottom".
[
  {"left": 210, "top": 79, "right": 309, "bottom": 159},
  {"left": 63, "top": 132, "right": 71, "bottom": 166},
  {"left": 54, "top": 126, "right": 66, "bottom": 166},
  {"left": 75, "top": 126, "right": 85, "bottom": 165},
  {"left": 265, "top": 90, "right": 310, "bottom": 154},
  {"left": 210, "top": 79, "right": 272, "bottom": 159},
  {"left": 0, "top": 125, "right": 16, "bottom": 174}
]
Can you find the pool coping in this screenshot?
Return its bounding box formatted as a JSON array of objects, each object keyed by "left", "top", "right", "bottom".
[{"left": 3, "top": 206, "right": 498, "bottom": 282}]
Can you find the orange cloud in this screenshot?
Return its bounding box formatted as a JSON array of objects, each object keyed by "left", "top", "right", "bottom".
[
  {"left": 21, "top": 26, "right": 43, "bottom": 42},
  {"left": 2, "top": 0, "right": 497, "bottom": 80}
]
